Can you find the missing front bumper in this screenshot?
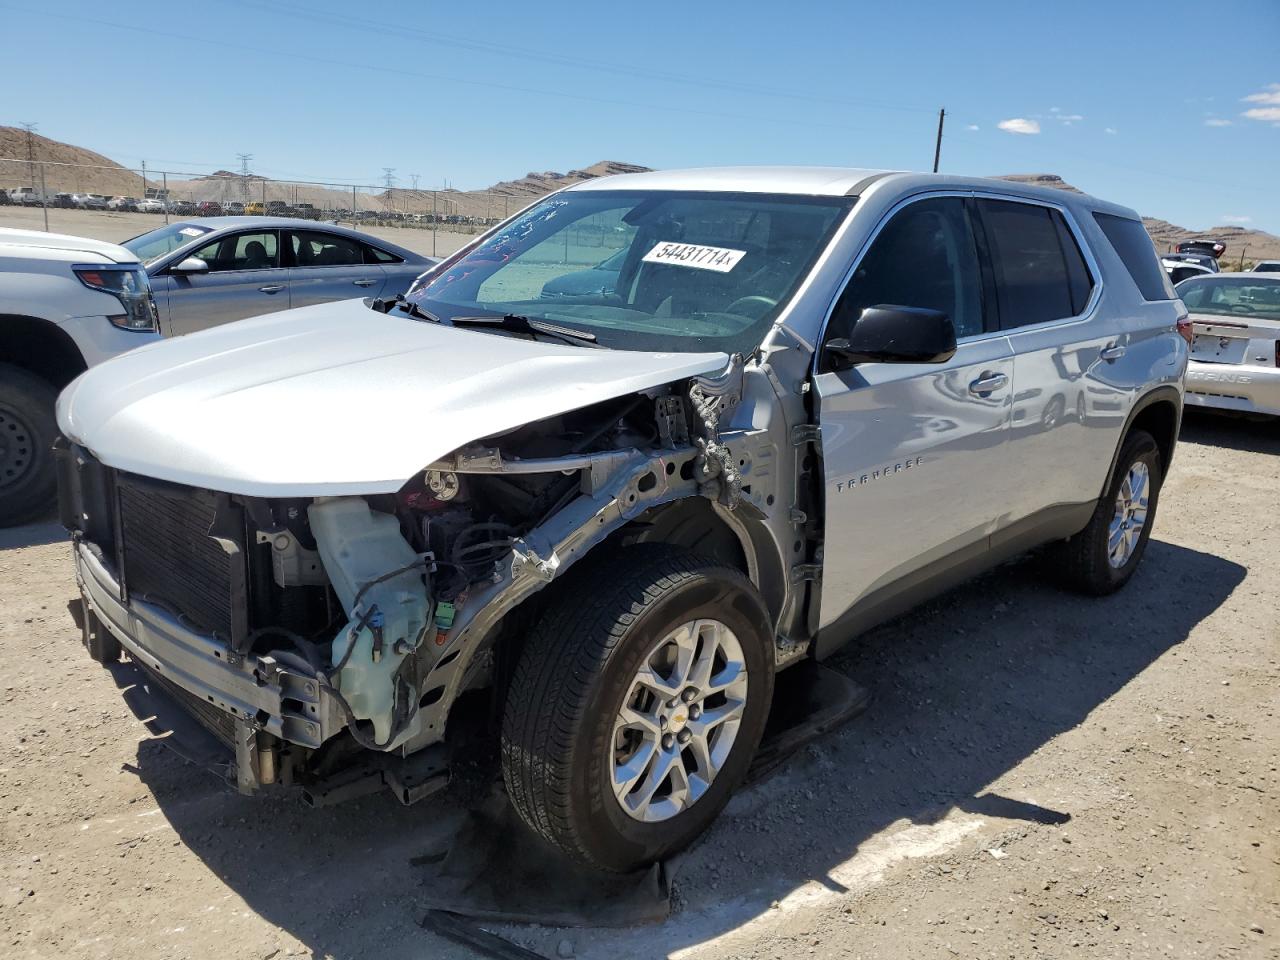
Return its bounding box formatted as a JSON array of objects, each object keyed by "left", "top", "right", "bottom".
[{"left": 75, "top": 540, "right": 341, "bottom": 750}]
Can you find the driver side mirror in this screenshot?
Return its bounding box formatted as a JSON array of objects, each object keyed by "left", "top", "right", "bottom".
[
  {"left": 825, "top": 305, "right": 957, "bottom": 369},
  {"left": 170, "top": 257, "right": 209, "bottom": 275}
]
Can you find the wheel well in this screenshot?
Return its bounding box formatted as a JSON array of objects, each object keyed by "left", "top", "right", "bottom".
[
  {"left": 0, "top": 315, "right": 87, "bottom": 390},
  {"left": 1129, "top": 398, "right": 1179, "bottom": 475},
  {"left": 444, "top": 497, "right": 757, "bottom": 738},
  {"left": 615, "top": 497, "right": 749, "bottom": 574}
]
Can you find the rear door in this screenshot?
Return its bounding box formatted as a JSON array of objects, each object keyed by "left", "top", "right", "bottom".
[
  {"left": 162, "top": 229, "right": 288, "bottom": 336},
  {"left": 814, "top": 194, "right": 1015, "bottom": 649},
  {"left": 973, "top": 197, "right": 1119, "bottom": 526},
  {"left": 286, "top": 229, "right": 386, "bottom": 308}
]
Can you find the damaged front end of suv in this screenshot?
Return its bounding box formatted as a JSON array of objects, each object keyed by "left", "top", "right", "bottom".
[
  {"left": 59, "top": 347, "right": 799, "bottom": 801},
  {"left": 56, "top": 179, "right": 855, "bottom": 868}
]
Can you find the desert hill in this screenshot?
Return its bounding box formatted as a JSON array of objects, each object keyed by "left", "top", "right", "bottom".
[
  {"left": 995, "top": 173, "right": 1280, "bottom": 262},
  {"left": 2, "top": 127, "right": 1274, "bottom": 259}
]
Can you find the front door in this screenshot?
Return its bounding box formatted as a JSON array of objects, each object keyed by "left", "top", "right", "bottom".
[
  {"left": 812, "top": 195, "right": 1015, "bottom": 649},
  {"left": 161, "top": 229, "right": 288, "bottom": 336}
]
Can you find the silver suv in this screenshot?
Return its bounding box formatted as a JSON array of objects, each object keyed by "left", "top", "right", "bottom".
[{"left": 57, "top": 167, "right": 1187, "bottom": 872}]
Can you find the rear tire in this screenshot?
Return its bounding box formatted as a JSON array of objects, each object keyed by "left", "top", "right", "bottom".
[
  {"left": 501, "top": 545, "right": 774, "bottom": 872},
  {"left": 0, "top": 364, "right": 59, "bottom": 528},
  {"left": 1054, "top": 429, "right": 1162, "bottom": 595}
]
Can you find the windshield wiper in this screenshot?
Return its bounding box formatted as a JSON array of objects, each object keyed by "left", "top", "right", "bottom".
[
  {"left": 448, "top": 314, "right": 601, "bottom": 348},
  {"left": 390, "top": 297, "right": 442, "bottom": 324}
]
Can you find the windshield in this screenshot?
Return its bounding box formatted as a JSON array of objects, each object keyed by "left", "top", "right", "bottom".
[
  {"left": 1177, "top": 276, "right": 1280, "bottom": 320},
  {"left": 407, "top": 189, "right": 854, "bottom": 353},
  {"left": 123, "top": 222, "right": 213, "bottom": 265}
]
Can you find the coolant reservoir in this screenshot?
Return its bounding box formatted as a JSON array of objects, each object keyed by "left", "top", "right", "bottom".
[{"left": 309, "top": 497, "right": 431, "bottom": 745}]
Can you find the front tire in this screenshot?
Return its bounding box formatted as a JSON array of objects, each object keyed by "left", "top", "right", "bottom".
[
  {"left": 501, "top": 545, "right": 774, "bottom": 872},
  {"left": 0, "top": 364, "right": 59, "bottom": 527},
  {"left": 1054, "top": 429, "right": 1163, "bottom": 595}
]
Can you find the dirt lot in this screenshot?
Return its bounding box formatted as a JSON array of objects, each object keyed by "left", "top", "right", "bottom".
[
  {"left": 0, "top": 206, "right": 475, "bottom": 261},
  {"left": 1, "top": 410, "right": 1276, "bottom": 960}
]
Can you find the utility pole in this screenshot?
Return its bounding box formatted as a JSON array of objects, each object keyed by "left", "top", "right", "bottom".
[
  {"left": 932, "top": 108, "right": 945, "bottom": 173},
  {"left": 140, "top": 159, "right": 147, "bottom": 200},
  {"left": 20, "top": 121, "right": 37, "bottom": 192}
]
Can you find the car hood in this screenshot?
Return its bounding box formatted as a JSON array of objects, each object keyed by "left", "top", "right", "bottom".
[
  {"left": 0, "top": 227, "right": 138, "bottom": 264},
  {"left": 57, "top": 298, "right": 728, "bottom": 497}
]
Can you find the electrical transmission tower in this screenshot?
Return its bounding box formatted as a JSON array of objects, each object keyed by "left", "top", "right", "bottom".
[
  {"left": 20, "top": 122, "right": 37, "bottom": 189},
  {"left": 237, "top": 153, "right": 254, "bottom": 202},
  {"left": 382, "top": 167, "right": 397, "bottom": 211}
]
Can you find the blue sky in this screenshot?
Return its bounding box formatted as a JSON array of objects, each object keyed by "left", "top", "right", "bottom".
[{"left": 2, "top": 0, "right": 1277, "bottom": 232}]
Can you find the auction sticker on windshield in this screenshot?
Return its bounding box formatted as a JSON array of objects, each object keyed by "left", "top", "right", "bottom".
[{"left": 642, "top": 242, "right": 746, "bottom": 273}]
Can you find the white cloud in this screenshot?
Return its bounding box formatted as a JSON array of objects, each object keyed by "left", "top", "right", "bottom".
[
  {"left": 1055, "top": 114, "right": 1084, "bottom": 122},
  {"left": 997, "top": 118, "right": 1040, "bottom": 135},
  {"left": 1243, "top": 106, "right": 1280, "bottom": 122},
  {"left": 1242, "top": 83, "right": 1280, "bottom": 106},
  {"left": 965, "top": 124, "right": 980, "bottom": 131},
  {"left": 1204, "top": 117, "right": 1233, "bottom": 127},
  {"left": 1049, "top": 106, "right": 1061, "bottom": 113},
  {"left": 1220, "top": 215, "right": 1252, "bottom": 224},
  {"left": 1104, "top": 127, "right": 1117, "bottom": 135}
]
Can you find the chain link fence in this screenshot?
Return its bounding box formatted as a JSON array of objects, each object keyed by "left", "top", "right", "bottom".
[{"left": 0, "top": 157, "right": 529, "bottom": 256}]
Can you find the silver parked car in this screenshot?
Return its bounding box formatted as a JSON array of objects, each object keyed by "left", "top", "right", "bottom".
[
  {"left": 1179, "top": 272, "right": 1280, "bottom": 417},
  {"left": 120, "top": 217, "right": 436, "bottom": 336},
  {"left": 57, "top": 167, "right": 1186, "bottom": 872}
]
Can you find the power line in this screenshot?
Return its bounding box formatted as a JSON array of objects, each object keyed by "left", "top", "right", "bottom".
[
  {"left": 0, "top": 3, "right": 921, "bottom": 137},
  {"left": 241, "top": 0, "right": 942, "bottom": 117}
]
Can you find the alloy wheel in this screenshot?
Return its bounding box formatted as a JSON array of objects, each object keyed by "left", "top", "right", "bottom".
[
  {"left": 1108, "top": 461, "right": 1150, "bottom": 568},
  {"left": 611, "top": 619, "right": 748, "bottom": 823}
]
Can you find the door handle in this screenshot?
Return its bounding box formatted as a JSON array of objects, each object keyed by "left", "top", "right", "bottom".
[
  {"left": 352, "top": 278, "right": 377, "bottom": 287},
  {"left": 258, "top": 284, "right": 285, "bottom": 294},
  {"left": 1100, "top": 344, "right": 1126, "bottom": 362},
  {"left": 968, "top": 371, "right": 1008, "bottom": 396}
]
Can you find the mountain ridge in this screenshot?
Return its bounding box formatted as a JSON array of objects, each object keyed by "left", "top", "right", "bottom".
[{"left": 2, "top": 127, "right": 1275, "bottom": 260}]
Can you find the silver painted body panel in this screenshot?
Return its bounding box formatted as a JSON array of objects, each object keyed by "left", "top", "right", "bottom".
[
  {"left": 814, "top": 335, "right": 1014, "bottom": 624},
  {"left": 55, "top": 297, "right": 728, "bottom": 496}
]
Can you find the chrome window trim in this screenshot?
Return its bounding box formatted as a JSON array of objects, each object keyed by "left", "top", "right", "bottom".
[
  {"left": 813, "top": 188, "right": 1105, "bottom": 371},
  {"left": 163, "top": 228, "right": 283, "bottom": 276}
]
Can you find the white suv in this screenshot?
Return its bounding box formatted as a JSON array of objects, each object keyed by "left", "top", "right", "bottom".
[
  {"left": 57, "top": 168, "right": 1187, "bottom": 871},
  {"left": 0, "top": 227, "right": 159, "bottom": 525}
]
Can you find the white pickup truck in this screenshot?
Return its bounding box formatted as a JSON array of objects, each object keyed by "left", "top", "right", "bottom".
[{"left": 0, "top": 227, "right": 159, "bottom": 525}]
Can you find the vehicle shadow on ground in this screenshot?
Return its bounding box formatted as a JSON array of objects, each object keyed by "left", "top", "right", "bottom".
[
  {"left": 0, "top": 518, "right": 63, "bottom": 550},
  {"left": 122, "top": 538, "right": 1244, "bottom": 960},
  {"left": 1180, "top": 409, "right": 1280, "bottom": 455}
]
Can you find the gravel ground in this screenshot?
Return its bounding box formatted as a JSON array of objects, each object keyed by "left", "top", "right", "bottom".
[{"left": 1, "top": 410, "right": 1276, "bottom": 960}]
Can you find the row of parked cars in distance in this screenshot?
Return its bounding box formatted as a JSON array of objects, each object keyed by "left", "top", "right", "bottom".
[{"left": 1, "top": 189, "right": 330, "bottom": 220}]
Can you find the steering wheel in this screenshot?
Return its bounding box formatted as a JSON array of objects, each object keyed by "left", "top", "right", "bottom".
[{"left": 725, "top": 295, "right": 778, "bottom": 317}]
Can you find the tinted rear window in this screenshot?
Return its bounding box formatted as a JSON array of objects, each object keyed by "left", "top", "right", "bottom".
[
  {"left": 1093, "top": 213, "right": 1176, "bottom": 301},
  {"left": 978, "top": 199, "right": 1091, "bottom": 328}
]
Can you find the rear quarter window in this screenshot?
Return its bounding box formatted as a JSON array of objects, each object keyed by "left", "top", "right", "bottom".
[{"left": 1093, "top": 213, "right": 1176, "bottom": 301}]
